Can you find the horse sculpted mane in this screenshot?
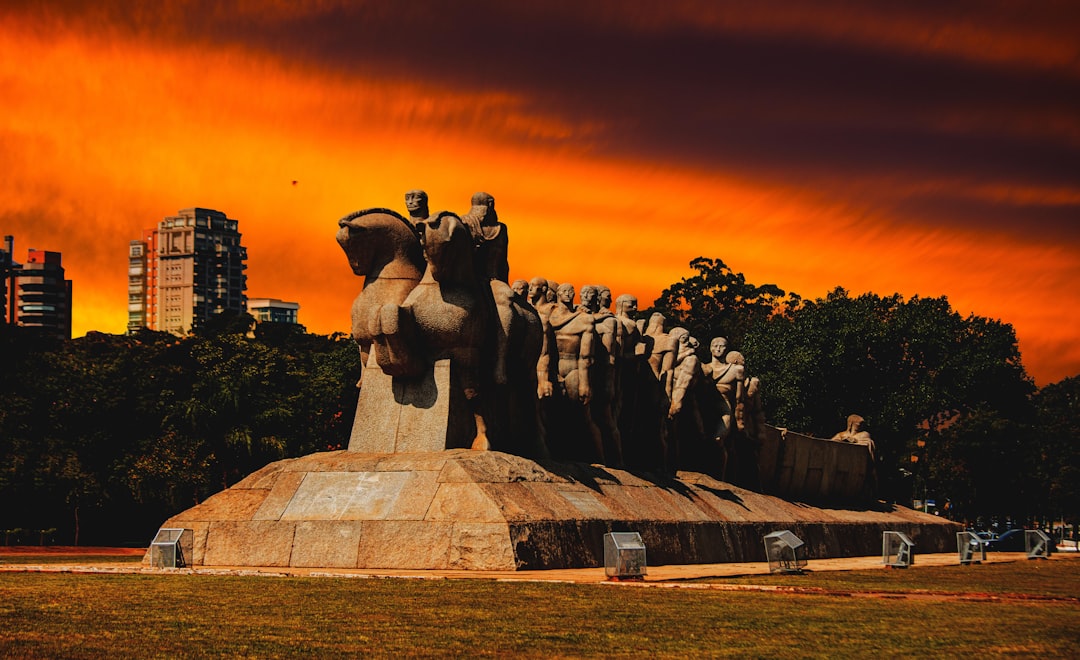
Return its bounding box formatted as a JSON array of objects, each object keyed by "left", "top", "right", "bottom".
[
  {"left": 339, "top": 207, "right": 414, "bottom": 231},
  {"left": 337, "top": 207, "right": 425, "bottom": 281}
]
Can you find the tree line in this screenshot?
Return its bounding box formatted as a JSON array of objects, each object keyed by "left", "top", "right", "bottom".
[
  {"left": 1, "top": 258, "right": 1077, "bottom": 545},
  {"left": 0, "top": 317, "right": 360, "bottom": 545}
]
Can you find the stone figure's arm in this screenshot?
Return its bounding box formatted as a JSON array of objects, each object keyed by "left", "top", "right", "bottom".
[
  {"left": 660, "top": 344, "right": 678, "bottom": 399},
  {"left": 669, "top": 355, "right": 700, "bottom": 417},
  {"left": 600, "top": 319, "right": 618, "bottom": 365},
  {"left": 577, "top": 325, "right": 595, "bottom": 404},
  {"left": 536, "top": 324, "right": 554, "bottom": 398},
  {"left": 491, "top": 224, "right": 510, "bottom": 283}
]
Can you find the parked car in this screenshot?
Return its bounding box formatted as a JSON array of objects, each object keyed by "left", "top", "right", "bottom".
[{"left": 985, "top": 528, "right": 1027, "bottom": 552}]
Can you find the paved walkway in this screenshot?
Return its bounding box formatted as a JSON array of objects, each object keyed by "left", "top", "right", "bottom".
[{"left": 3, "top": 550, "right": 1073, "bottom": 584}]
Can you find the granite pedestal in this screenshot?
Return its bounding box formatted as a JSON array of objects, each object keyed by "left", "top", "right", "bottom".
[{"left": 152, "top": 449, "right": 959, "bottom": 571}]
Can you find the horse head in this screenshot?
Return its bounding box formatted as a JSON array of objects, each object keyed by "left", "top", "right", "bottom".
[
  {"left": 337, "top": 208, "right": 425, "bottom": 280},
  {"left": 416, "top": 211, "right": 475, "bottom": 286}
]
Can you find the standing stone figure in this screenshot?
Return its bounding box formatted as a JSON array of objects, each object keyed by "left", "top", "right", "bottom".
[
  {"left": 718, "top": 350, "right": 767, "bottom": 488},
  {"left": 703, "top": 337, "right": 735, "bottom": 442},
  {"left": 457, "top": 194, "right": 545, "bottom": 455},
  {"left": 544, "top": 283, "right": 604, "bottom": 463},
  {"left": 667, "top": 327, "right": 707, "bottom": 469},
  {"left": 581, "top": 285, "right": 624, "bottom": 467},
  {"left": 460, "top": 192, "right": 515, "bottom": 385},
  {"left": 643, "top": 313, "right": 679, "bottom": 394},
  {"left": 612, "top": 294, "right": 647, "bottom": 464},
  {"left": 528, "top": 276, "right": 557, "bottom": 401}
]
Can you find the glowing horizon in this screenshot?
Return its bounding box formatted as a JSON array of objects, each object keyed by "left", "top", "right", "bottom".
[{"left": 2, "top": 2, "right": 1077, "bottom": 385}]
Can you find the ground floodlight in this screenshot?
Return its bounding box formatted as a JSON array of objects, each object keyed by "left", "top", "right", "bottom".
[
  {"left": 604, "top": 531, "right": 647, "bottom": 580},
  {"left": 1025, "top": 530, "right": 1052, "bottom": 559},
  {"left": 956, "top": 531, "right": 985, "bottom": 565},
  {"left": 149, "top": 528, "right": 189, "bottom": 568},
  {"left": 763, "top": 530, "right": 807, "bottom": 574},
  {"left": 882, "top": 531, "right": 915, "bottom": 568}
]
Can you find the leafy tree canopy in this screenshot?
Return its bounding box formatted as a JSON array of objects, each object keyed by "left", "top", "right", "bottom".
[{"left": 646, "top": 257, "right": 799, "bottom": 349}]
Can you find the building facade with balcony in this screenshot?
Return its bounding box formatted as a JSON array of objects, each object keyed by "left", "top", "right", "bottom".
[
  {"left": 6, "top": 245, "right": 73, "bottom": 339},
  {"left": 128, "top": 208, "right": 247, "bottom": 335},
  {"left": 247, "top": 297, "right": 300, "bottom": 325}
]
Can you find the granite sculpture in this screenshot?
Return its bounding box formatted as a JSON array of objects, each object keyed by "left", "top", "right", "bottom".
[
  {"left": 337, "top": 193, "right": 879, "bottom": 497},
  {"left": 146, "top": 189, "right": 952, "bottom": 573}
]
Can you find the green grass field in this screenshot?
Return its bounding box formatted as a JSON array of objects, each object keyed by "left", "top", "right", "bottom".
[
  {"left": 2, "top": 558, "right": 1077, "bottom": 657},
  {"left": 701, "top": 556, "right": 1080, "bottom": 598}
]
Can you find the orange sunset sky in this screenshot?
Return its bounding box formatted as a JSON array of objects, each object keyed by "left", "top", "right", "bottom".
[{"left": 2, "top": 1, "right": 1078, "bottom": 385}]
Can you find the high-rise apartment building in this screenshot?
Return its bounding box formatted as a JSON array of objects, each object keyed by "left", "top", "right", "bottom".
[
  {"left": 4, "top": 244, "right": 73, "bottom": 339},
  {"left": 128, "top": 208, "right": 247, "bottom": 335},
  {"left": 1, "top": 235, "right": 15, "bottom": 325}
]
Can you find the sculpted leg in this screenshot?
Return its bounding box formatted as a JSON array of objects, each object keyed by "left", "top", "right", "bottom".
[
  {"left": 356, "top": 341, "right": 371, "bottom": 388},
  {"left": 470, "top": 404, "right": 490, "bottom": 451},
  {"left": 451, "top": 347, "right": 490, "bottom": 451},
  {"left": 491, "top": 281, "right": 514, "bottom": 385},
  {"left": 373, "top": 303, "right": 425, "bottom": 377},
  {"left": 566, "top": 370, "right": 605, "bottom": 464}
]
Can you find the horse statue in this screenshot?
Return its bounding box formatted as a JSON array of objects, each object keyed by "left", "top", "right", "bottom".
[
  {"left": 337, "top": 204, "right": 544, "bottom": 453},
  {"left": 336, "top": 208, "right": 425, "bottom": 380},
  {"left": 378, "top": 210, "right": 492, "bottom": 448}
]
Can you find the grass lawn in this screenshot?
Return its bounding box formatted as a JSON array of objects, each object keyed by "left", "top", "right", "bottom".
[
  {"left": 1, "top": 559, "right": 1077, "bottom": 658},
  {"left": 701, "top": 555, "right": 1080, "bottom": 599}
]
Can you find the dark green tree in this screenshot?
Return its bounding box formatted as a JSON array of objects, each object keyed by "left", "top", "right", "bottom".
[
  {"left": 741, "top": 287, "right": 1036, "bottom": 505},
  {"left": 1032, "top": 376, "right": 1080, "bottom": 528},
  {"left": 646, "top": 257, "right": 798, "bottom": 348},
  {"left": 0, "top": 320, "right": 360, "bottom": 545}
]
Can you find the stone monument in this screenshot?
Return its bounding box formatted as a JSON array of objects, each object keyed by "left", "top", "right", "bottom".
[{"left": 149, "top": 191, "right": 959, "bottom": 571}]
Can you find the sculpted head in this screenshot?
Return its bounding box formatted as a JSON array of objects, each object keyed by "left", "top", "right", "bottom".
[
  {"left": 725, "top": 350, "right": 745, "bottom": 366},
  {"left": 404, "top": 190, "right": 429, "bottom": 219},
  {"left": 557, "top": 282, "right": 575, "bottom": 306},
  {"left": 645, "top": 312, "right": 666, "bottom": 336},
  {"left": 547, "top": 280, "right": 560, "bottom": 303},
  {"left": 710, "top": 337, "right": 729, "bottom": 360},
  {"left": 670, "top": 327, "right": 691, "bottom": 347},
  {"left": 470, "top": 192, "right": 496, "bottom": 220},
  {"left": 579, "top": 285, "right": 598, "bottom": 311},
  {"left": 511, "top": 279, "right": 528, "bottom": 297},
  {"left": 597, "top": 285, "right": 612, "bottom": 310},
  {"left": 528, "top": 276, "right": 548, "bottom": 302},
  {"left": 615, "top": 294, "right": 638, "bottom": 317},
  {"left": 847, "top": 414, "right": 865, "bottom": 434}
]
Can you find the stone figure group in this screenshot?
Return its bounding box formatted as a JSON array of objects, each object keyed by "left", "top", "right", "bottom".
[{"left": 337, "top": 190, "right": 770, "bottom": 482}]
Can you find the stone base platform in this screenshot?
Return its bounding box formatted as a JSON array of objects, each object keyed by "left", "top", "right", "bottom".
[{"left": 153, "top": 450, "right": 959, "bottom": 571}]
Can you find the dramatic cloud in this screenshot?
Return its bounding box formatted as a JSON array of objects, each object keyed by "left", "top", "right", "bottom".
[{"left": 1, "top": 1, "right": 1077, "bottom": 384}]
